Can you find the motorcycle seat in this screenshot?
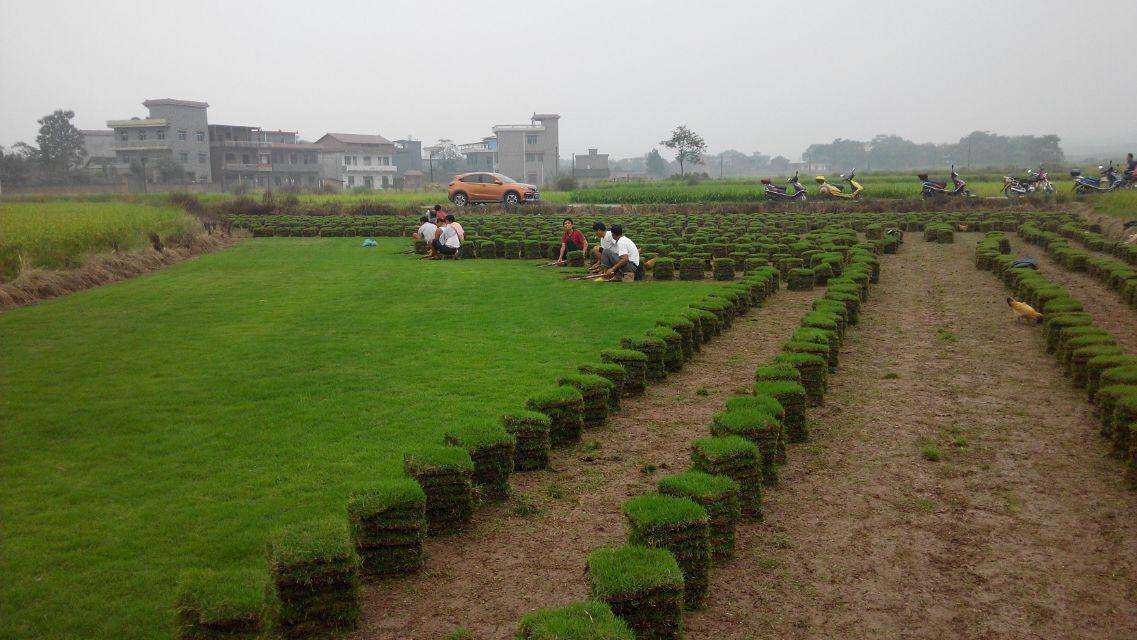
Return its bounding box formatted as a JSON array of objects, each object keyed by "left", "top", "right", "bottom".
[{"left": 927, "top": 181, "right": 947, "bottom": 189}]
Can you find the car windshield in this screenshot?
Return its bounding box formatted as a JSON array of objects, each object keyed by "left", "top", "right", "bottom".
[{"left": 491, "top": 173, "right": 518, "bottom": 183}]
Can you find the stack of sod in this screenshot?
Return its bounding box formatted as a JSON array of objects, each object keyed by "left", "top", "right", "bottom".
[
  {"left": 622, "top": 494, "right": 711, "bottom": 609},
  {"left": 794, "top": 327, "right": 839, "bottom": 371},
  {"left": 783, "top": 339, "right": 833, "bottom": 376},
  {"left": 685, "top": 308, "right": 719, "bottom": 344},
  {"left": 691, "top": 435, "right": 763, "bottom": 521},
  {"left": 621, "top": 335, "right": 668, "bottom": 382},
  {"left": 517, "top": 601, "right": 634, "bottom": 640},
  {"left": 269, "top": 520, "right": 361, "bottom": 638},
  {"left": 655, "top": 316, "right": 696, "bottom": 364},
  {"left": 710, "top": 406, "right": 784, "bottom": 484},
  {"left": 526, "top": 385, "right": 586, "bottom": 446},
  {"left": 403, "top": 445, "right": 475, "bottom": 534},
  {"left": 1070, "top": 344, "right": 1126, "bottom": 385},
  {"left": 658, "top": 470, "right": 740, "bottom": 563},
  {"left": 712, "top": 257, "right": 735, "bottom": 281},
  {"left": 647, "top": 325, "right": 685, "bottom": 373},
  {"left": 586, "top": 545, "right": 685, "bottom": 640},
  {"left": 774, "top": 352, "right": 828, "bottom": 404},
  {"left": 693, "top": 298, "right": 733, "bottom": 330},
  {"left": 559, "top": 373, "right": 615, "bottom": 429},
  {"left": 601, "top": 348, "right": 648, "bottom": 396},
  {"left": 754, "top": 378, "right": 809, "bottom": 443},
  {"left": 653, "top": 257, "right": 676, "bottom": 280},
  {"left": 579, "top": 361, "right": 627, "bottom": 411},
  {"left": 679, "top": 257, "right": 704, "bottom": 280},
  {"left": 786, "top": 267, "right": 815, "bottom": 291},
  {"left": 567, "top": 250, "right": 585, "bottom": 266},
  {"left": 1086, "top": 354, "right": 1137, "bottom": 401},
  {"left": 501, "top": 410, "right": 552, "bottom": 471},
  {"left": 444, "top": 421, "right": 516, "bottom": 499},
  {"left": 346, "top": 479, "right": 427, "bottom": 578},
  {"left": 174, "top": 569, "right": 266, "bottom": 640},
  {"left": 412, "top": 239, "right": 428, "bottom": 255}
]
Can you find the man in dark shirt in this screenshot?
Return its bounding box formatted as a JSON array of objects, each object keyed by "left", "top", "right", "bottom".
[
  {"left": 1125, "top": 153, "right": 1136, "bottom": 181},
  {"left": 555, "top": 218, "right": 589, "bottom": 265}
]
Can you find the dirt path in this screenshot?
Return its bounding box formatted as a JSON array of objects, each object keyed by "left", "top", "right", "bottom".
[
  {"left": 1008, "top": 233, "right": 1137, "bottom": 354},
  {"left": 684, "top": 234, "right": 1137, "bottom": 640},
  {"left": 353, "top": 286, "right": 823, "bottom": 639}
]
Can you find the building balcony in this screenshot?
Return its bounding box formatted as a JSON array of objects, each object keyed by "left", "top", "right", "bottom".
[
  {"left": 221, "top": 163, "right": 260, "bottom": 172},
  {"left": 344, "top": 164, "right": 397, "bottom": 173},
  {"left": 271, "top": 164, "right": 320, "bottom": 173},
  {"left": 112, "top": 140, "right": 171, "bottom": 151},
  {"left": 211, "top": 140, "right": 272, "bottom": 148}
]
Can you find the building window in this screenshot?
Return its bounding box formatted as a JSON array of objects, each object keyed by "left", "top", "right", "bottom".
[
  {"left": 382, "top": 176, "right": 391, "bottom": 187},
  {"left": 157, "top": 130, "right": 166, "bottom": 140},
  {"left": 344, "top": 155, "right": 356, "bottom": 166},
  {"left": 526, "top": 134, "right": 539, "bottom": 145},
  {"left": 179, "top": 152, "right": 189, "bottom": 163},
  {"left": 364, "top": 176, "right": 373, "bottom": 188},
  {"left": 290, "top": 153, "right": 298, "bottom": 164},
  {"left": 380, "top": 157, "right": 389, "bottom": 166},
  {"left": 241, "top": 154, "right": 250, "bottom": 164},
  {"left": 347, "top": 176, "right": 355, "bottom": 187},
  {"left": 195, "top": 131, "right": 205, "bottom": 142},
  {"left": 138, "top": 131, "right": 147, "bottom": 141},
  {"left": 177, "top": 130, "right": 187, "bottom": 141},
  {"left": 363, "top": 156, "right": 372, "bottom": 165},
  {"left": 274, "top": 176, "right": 282, "bottom": 186},
  {"left": 197, "top": 152, "right": 207, "bottom": 163},
  {"left": 117, "top": 131, "right": 128, "bottom": 142}
]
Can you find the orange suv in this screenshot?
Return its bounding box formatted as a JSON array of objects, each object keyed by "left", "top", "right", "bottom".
[{"left": 448, "top": 172, "right": 539, "bottom": 206}]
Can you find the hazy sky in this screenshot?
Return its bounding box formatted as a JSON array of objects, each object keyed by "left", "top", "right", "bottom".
[{"left": 2, "top": 0, "right": 1135, "bottom": 160}]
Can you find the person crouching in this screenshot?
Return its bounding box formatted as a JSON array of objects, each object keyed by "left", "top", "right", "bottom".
[
  {"left": 600, "top": 224, "right": 641, "bottom": 282},
  {"left": 431, "top": 215, "right": 461, "bottom": 259}
]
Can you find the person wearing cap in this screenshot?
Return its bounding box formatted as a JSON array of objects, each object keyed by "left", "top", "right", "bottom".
[
  {"left": 555, "top": 218, "right": 588, "bottom": 265},
  {"left": 589, "top": 221, "right": 616, "bottom": 273},
  {"left": 600, "top": 224, "right": 641, "bottom": 282}
]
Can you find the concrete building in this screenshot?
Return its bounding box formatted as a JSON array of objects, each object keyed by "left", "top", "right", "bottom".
[
  {"left": 208, "top": 124, "right": 321, "bottom": 189},
  {"left": 459, "top": 136, "right": 498, "bottom": 172},
  {"left": 492, "top": 113, "right": 559, "bottom": 185},
  {"left": 315, "top": 133, "right": 397, "bottom": 190},
  {"left": 574, "top": 148, "right": 610, "bottom": 180},
  {"left": 107, "top": 98, "right": 211, "bottom": 182},
  {"left": 79, "top": 129, "right": 116, "bottom": 174},
  {"left": 393, "top": 139, "right": 423, "bottom": 186}
]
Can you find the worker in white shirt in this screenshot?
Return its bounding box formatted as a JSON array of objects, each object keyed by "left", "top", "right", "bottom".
[
  {"left": 601, "top": 224, "right": 641, "bottom": 282},
  {"left": 589, "top": 221, "right": 616, "bottom": 273}
]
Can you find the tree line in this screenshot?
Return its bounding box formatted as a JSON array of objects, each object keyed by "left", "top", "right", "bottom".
[{"left": 803, "top": 131, "right": 1066, "bottom": 171}]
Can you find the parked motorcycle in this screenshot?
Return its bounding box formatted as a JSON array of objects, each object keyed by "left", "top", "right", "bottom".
[
  {"left": 815, "top": 169, "right": 864, "bottom": 200},
  {"left": 918, "top": 165, "right": 971, "bottom": 197},
  {"left": 1071, "top": 162, "right": 1125, "bottom": 195},
  {"left": 1003, "top": 166, "right": 1054, "bottom": 198},
  {"left": 762, "top": 171, "right": 807, "bottom": 202}
]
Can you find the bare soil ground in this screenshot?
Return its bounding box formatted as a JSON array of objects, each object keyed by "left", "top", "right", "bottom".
[
  {"left": 686, "top": 235, "right": 1137, "bottom": 640},
  {"left": 1007, "top": 233, "right": 1137, "bottom": 354},
  {"left": 351, "top": 287, "right": 822, "bottom": 639}
]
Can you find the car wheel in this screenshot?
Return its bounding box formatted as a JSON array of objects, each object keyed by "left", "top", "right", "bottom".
[
  {"left": 452, "top": 192, "right": 468, "bottom": 207},
  {"left": 503, "top": 192, "right": 520, "bottom": 207}
]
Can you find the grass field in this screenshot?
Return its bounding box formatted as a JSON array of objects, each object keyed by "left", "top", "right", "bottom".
[
  {"left": 0, "top": 237, "right": 715, "bottom": 640},
  {"left": 0, "top": 202, "right": 200, "bottom": 281}
]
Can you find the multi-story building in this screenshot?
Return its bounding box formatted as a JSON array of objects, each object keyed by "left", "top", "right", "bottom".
[
  {"left": 208, "top": 124, "right": 321, "bottom": 189},
  {"left": 492, "top": 113, "right": 559, "bottom": 185},
  {"left": 315, "top": 133, "right": 398, "bottom": 190},
  {"left": 107, "top": 98, "right": 211, "bottom": 182},
  {"left": 574, "top": 148, "right": 610, "bottom": 180},
  {"left": 459, "top": 136, "right": 498, "bottom": 173}
]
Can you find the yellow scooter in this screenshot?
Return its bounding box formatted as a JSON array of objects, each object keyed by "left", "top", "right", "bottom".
[{"left": 815, "top": 169, "right": 864, "bottom": 200}]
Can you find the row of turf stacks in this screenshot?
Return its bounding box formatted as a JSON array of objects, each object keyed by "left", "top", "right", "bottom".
[
  {"left": 976, "top": 232, "right": 1137, "bottom": 482},
  {"left": 1019, "top": 221, "right": 1137, "bottom": 309},
  {"left": 225, "top": 206, "right": 1052, "bottom": 241}
]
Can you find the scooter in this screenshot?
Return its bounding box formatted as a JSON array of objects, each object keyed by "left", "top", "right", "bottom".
[
  {"left": 761, "top": 171, "right": 807, "bottom": 202},
  {"left": 1003, "top": 166, "right": 1054, "bottom": 198},
  {"left": 918, "top": 164, "right": 971, "bottom": 198},
  {"left": 1071, "top": 163, "right": 1125, "bottom": 195},
  {"left": 815, "top": 169, "right": 864, "bottom": 200}
]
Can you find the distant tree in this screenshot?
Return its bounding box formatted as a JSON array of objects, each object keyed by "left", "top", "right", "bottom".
[
  {"left": 660, "top": 125, "right": 707, "bottom": 176},
  {"left": 769, "top": 155, "right": 791, "bottom": 173},
  {"left": 0, "top": 144, "right": 37, "bottom": 186},
  {"left": 429, "top": 139, "right": 465, "bottom": 180},
  {"left": 26, "top": 109, "right": 87, "bottom": 179},
  {"left": 645, "top": 148, "right": 668, "bottom": 176}
]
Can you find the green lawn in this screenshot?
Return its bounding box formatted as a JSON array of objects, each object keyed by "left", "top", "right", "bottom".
[{"left": 0, "top": 238, "right": 714, "bottom": 639}]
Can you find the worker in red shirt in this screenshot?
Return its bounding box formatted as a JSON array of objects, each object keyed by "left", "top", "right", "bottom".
[{"left": 555, "top": 217, "right": 589, "bottom": 265}]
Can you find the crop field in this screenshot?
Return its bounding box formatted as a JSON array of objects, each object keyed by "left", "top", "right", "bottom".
[
  {"left": 0, "top": 202, "right": 200, "bottom": 281},
  {"left": 3, "top": 197, "right": 1137, "bottom": 640}
]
